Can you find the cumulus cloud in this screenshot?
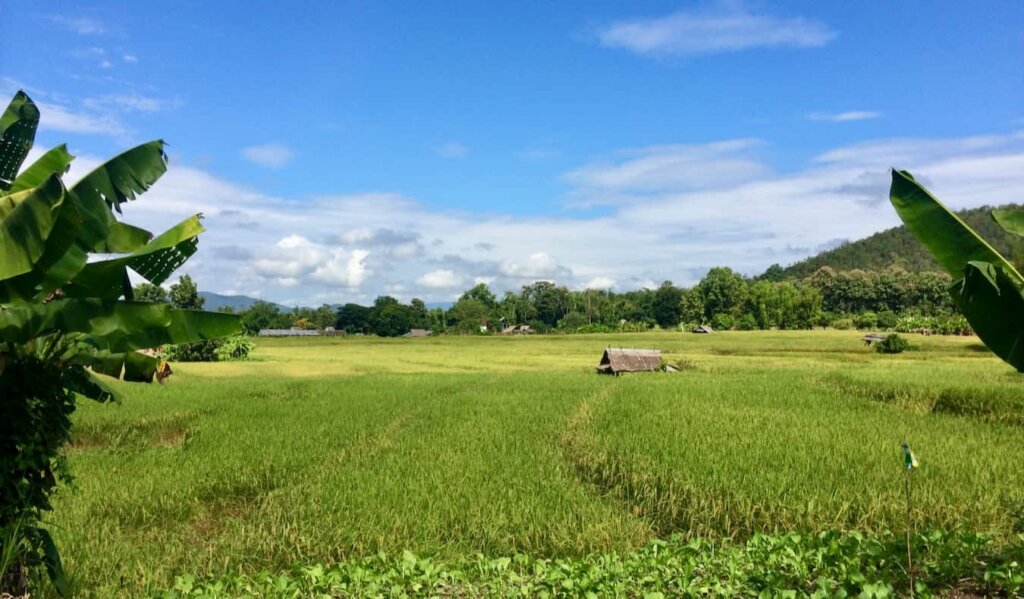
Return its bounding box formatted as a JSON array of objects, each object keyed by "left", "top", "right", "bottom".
[
  {"left": 808, "top": 110, "right": 881, "bottom": 122},
  {"left": 500, "top": 252, "right": 571, "bottom": 280},
  {"left": 597, "top": 6, "right": 836, "bottom": 57},
  {"left": 252, "top": 235, "right": 369, "bottom": 288},
  {"left": 417, "top": 269, "right": 463, "bottom": 289},
  {"left": 242, "top": 144, "right": 293, "bottom": 168},
  {"left": 69, "top": 129, "right": 1024, "bottom": 304},
  {"left": 582, "top": 276, "right": 616, "bottom": 290}
]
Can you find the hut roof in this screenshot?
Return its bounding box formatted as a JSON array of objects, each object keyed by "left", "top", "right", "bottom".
[
  {"left": 597, "top": 348, "right": 661, "bottom": 374},
  {"left": 258, "top": 329, "right": 320, "bottom": 336}
]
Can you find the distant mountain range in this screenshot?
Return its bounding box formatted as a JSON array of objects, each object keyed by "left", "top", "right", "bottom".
[
  {"left": 770, "top": 204, "right": 1024, "bottom": 279},
  {"left": 199, "top": 292, "right": 454, "bottom": 312},
  {"left": 198, "top": 292, "right": 287, "bottom": 312}
]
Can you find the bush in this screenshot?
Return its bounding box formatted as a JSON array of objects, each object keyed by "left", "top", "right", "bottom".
[
  {"left": 163, "top": 335, "right": 253, "bottom": 362},
  {"left": 214, "top": 336, "right": 254, "bottom": 361},
  {"left": 876, "top": 310, "right": 899, "bottom": 330},
  {"left": 854, "top": 311, "right": 878, "bottom": 330},
  {"left": 875, "top": 333, "right": 910, "bottom": 354},
  {"left": 831, "top": 318, "right": 853, "bottom": 330},
  {"left": 163, "top": 339, "right": 221, "bottom": 362},
  {"left": 735, "top": 313, "right": 758, "bottom": 331},
  {"left": 710, "top": 313, "right": 735, "bottom": 331}
]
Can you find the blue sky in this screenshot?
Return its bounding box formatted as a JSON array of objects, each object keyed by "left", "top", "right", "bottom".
[{"left": 3, "top": 1, "right": 1024, "bottom": 304}]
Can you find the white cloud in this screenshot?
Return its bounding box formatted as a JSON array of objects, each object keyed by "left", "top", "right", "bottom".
[
  {"left": 85, "top": 94, "right": 170, "bottom": 113},
  {"left": 50, "top": 16, "right": 106, "bottom": 35},
  {"left": 436, "top": 142, "right": 469, "bottom": 159},
  {"left": 808, "top": 110, "right": 881, "bottom": 122},
  {"left": 76, "top": 129, "right": 1024, "bottom": 304},
  {"left": 564, "top": 140, "right": 768, "bottom": 203},
  {"left": 242, "top": 144, "right": 293, "bottom": 168},
  {"left": 36, "top": 100, "right": 128, "bottom": 138},
  {"left": 253, "top": 236, "right": 369, "bottom": 288},
  {"left": 500, "top": 252, "right": 569, "bottom": 280},
  {"left": 417, "top": 269, "right": 463, "bottom": 289},
  {"left": 582, "top": 276, "right": 616, "bottom": 290},
  {"left": 123, "top": 54, "right": 139, "bottom": 63},
  {"left": 597, "top": 6, "right": 836, "bottom": 57}
]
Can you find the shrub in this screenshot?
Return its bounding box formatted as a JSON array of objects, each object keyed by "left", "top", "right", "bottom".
[
  {"left": 875, "top": 333, "right": 910, "bottom": 354},
  {"left": 162, "top": 340, "right": 221, "bottom": 362},
  {"left": 710, "top": 313, "right": 735, "bottom": 331},
  {"left": 876, "top": 310, "right": 899, "bottom": 330},
  {"left": 735, "top": 313, "right": 758, "bottom": 331},
  {"left": 854, "top": 311, "right": 878, "bottom": 330},
  {"left": 831, "top": 318, "right": 853, "bottom": 330},
  {"left": 214, "top": 336, "right": 255, "bottom": 361}
]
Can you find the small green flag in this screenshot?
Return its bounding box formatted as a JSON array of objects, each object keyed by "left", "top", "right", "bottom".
[{"left": 901, "top": 443, "right": 919, "bottom": 471}]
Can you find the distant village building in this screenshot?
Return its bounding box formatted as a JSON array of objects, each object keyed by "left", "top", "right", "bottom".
[
  {"left": 501, "top": 324, "right": 533, "bottom": 335},
  {"left": 404, "top": 329, "right": 431, "bottom": 337},
  {"left": 258, "top": 329, "right": 320, "bottom": 337},
  {"left": 596, "top": 348, "right": 662, "bottom": 375}
]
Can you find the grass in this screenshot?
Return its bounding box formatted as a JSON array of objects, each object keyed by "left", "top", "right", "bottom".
[{"left": 48, "top": 331, "right": 1024, "bottom": 596}]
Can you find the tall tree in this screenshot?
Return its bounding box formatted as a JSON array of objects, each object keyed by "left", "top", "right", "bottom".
[
  {"left": 169, "top": 274, "right": 204, "bottom": 310},
  {"left": 651, "top": 281, "right": 683, "bottom": 329},
  {"left": 133, "top": 282, "right": 168, "bottom": 303}
]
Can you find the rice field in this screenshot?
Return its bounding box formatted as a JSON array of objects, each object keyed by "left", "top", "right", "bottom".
[{"left": 51, "top": 331, "right": 1024, "bottom": 596}]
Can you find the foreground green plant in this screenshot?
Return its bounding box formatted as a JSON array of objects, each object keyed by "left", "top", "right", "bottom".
[
  {"left": 889, "top": 171, "right": 1024, "bottom": 371},
  {"left": 157, "top": 531, "right": 1024, "bottom": 598},
  {"left": 875, "top": 333, "right": 910, "bottom": 354},
  {"left": 0, "top": 90, "right": 239, "bottom": 595}
]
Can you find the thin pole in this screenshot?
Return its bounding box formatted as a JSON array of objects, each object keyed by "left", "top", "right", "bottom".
[{"left": 905, "top": 471, "right": 914, "bottom": 598}]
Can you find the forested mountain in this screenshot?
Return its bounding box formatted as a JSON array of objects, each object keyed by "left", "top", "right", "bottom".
[{"left": 771, "top": 204, "right": 1024, "bottom": 279}]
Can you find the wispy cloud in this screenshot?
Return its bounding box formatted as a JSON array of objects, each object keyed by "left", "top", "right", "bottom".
[
  {"left": 37, "top": 102, "right": 126, "bottom": 137},
  {"left": 85, "top": 94, "right": 174, "bottom": 113},
  {"left": 563, "top": 139, "right": 769, "bottom": 204},
  {"left": 122, "top": 54, "right": 139, "bottom": 64},
  {"left": 597, "top": 6, "right": 836, "bottom": 57},
  {"left": 436, "top": 141, "right": 469, "bottom": 159},
  {"left": 241, "top": 144, "right": 293, "bottom": 168},
  {"left": 49, "top": 16, "right": 106, "bottom": 35},
  {"left": 807, "top": 110, "right": 881, "bottom": 122}
]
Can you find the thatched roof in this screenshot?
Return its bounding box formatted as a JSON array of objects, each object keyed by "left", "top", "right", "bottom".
[{"left": 597, "top": 348, "right": 661, "bottom": 374}]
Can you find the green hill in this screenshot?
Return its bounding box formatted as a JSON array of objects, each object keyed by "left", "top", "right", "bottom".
[{"left": 773, "top": 204, "right": 1024, "bottom": 279}]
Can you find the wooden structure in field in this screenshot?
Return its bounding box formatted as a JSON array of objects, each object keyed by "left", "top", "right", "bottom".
[{"left": 596, "top": 348, "right": 662, "bottom": 375}]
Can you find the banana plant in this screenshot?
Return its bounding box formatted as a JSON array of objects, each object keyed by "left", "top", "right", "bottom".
[
  {"left": 0, "top": 90, "right": 240, "bottom": 595},
  {"left": 889, "top": 170, "right": 1024, "bottom": 371}
]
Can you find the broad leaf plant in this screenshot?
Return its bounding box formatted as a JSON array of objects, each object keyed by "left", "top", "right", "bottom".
[{"left": 0, "top": 91, "right": 239, "bottom": 595}]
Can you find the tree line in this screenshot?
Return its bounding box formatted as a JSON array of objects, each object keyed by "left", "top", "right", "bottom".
[{"left": 143, "top": 266, "right": 962, "bottom": 337}]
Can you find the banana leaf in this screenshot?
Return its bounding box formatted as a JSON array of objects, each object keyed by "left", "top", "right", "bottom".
[
  {"left": 951, "top": 262, "right": 1024, "bottom": 372},
  {"left": 889, "top": 170, "right": 1023, "bottom": 283},
  {"left": 9, "top": 144, "right": 74, "bottom": 193},
  {"left": 0, "top": 298, "right": 240, "bottom": 350},
  {"left": 63, "top": 215, "right": 203, "bottom": 299},
  {"left": 61, "top": 364, "right": 119, "bottom": 402},
  {"left": 992, "top": 209, "right": 1024, "bottom": 238},
  {"left": 0, "top": 90, "right": 39, "bottom": 190},
  {"left": 72, "top": 140, "right": 166, "bottom": 230},
  {"left": 0, "top": 175, "right": 65, "bottom": 280}
]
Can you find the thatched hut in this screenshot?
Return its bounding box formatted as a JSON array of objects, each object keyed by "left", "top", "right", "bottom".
[{"left": 596, "top": 348, "right": 662, "bottom": 375}]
